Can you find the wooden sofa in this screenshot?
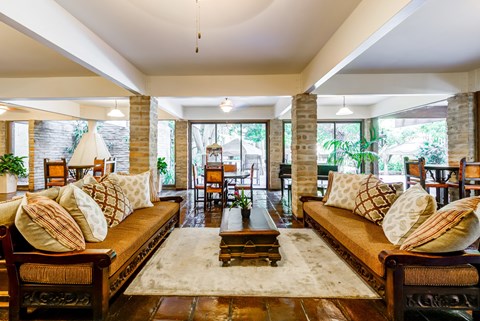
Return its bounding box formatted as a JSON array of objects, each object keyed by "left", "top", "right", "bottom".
[
  {"left": 301, "top": 196, "right": 480, "bottom": 321},
  {"left": 0, "top": 195, "right": 182, "bottom": 321}
]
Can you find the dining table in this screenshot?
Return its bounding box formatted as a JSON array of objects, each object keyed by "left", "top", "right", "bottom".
[{"left": 424, "top": 163, "right": 459, "bottom": 184}]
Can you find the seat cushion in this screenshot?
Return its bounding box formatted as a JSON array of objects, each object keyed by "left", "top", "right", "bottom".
[
  {"left": 304, "top": 201, "right": 396, "bottom": 278},
  {"left": 86, "top": 201, "right": 179, "bottom": 276}
]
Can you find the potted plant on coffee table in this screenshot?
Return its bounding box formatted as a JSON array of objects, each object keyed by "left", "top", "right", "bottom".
[
  {"left": 0, "top": 153, "right": 27, "bottom": 193},
  {"left": 157, "top": 157, "right": 168, "bottom": 193},
  {"left": 229, "top": 189, "right": 252, "bottom": 219}
]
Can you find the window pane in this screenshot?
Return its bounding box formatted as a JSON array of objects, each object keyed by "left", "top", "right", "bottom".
[
  {"left": 12, "top": 122, "right": 29, "bottom": 186},
  {"left": 317, "top": 123, "right": 334, "bottom": 164},
  {"left": 158, "top": 121, "right": 175, "bottom": 185},
  {"left": 335, "top": 123, "right": 361, "bottom": 172},
  {"left": 242, "top": 123, "right": 266, "bottom": 188},
  {"left": 217, "top": 124, "right": 241, "bottom": 168},
  {"left": 191, "top": 124, "right": 215, "bottom": 174},
  {"left": 283, "top": 123, "right": 291, "bottom": 163}
]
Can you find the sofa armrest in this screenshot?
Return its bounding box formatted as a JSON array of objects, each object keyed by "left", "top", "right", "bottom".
[
  {"left": 300, "top": 195, "right": 324, "bottom": 202},
  {"left": 159, "top": 196, "right": 183, "bottom": 203},
  {"left": 379, "top": 249, "right": 480, "bottom": 268},
  {"left": 10, "top": 249, "right": 116, "bottom": 268}
]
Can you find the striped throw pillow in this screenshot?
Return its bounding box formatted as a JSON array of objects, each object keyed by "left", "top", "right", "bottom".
[
  {"left": 400, "top": 197, "right": 480, "bottom": 252},
  {"left": 21, "top": 196, "right": 85, "bottom": 251}
]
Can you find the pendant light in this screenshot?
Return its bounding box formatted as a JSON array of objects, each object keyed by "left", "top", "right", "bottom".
[
  {"left": 336, "top": 96, "right": 353, "bottom": 116},
  {"left": 220, "top": 98, "right": 234, "bottom": 113},
  {"left": 108, "top": 100, "right": 125, "bottom": 117}
]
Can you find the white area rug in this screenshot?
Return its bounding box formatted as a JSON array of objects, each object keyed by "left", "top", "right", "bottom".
[{"left": 125, "top": 228, "right": 379, "bottom": 298}]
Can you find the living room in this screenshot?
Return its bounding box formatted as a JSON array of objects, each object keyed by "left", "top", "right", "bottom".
[{"left": 0, "top": 1, "right": 480, "bottom": 321}]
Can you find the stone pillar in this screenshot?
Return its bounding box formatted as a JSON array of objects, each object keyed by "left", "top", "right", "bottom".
[
  {"left": 28, "top": 120, "right": 41, "bottom": 191},
  {"left": 291, "top": 94, "right": 317, "bottom": 218},
  {"left": 175, "top": 120, "right": 188, "bottom": 190},
  {"left": 269, "top": 119, "right": 283, "bottom": 190},
  {"left": 129, "top": 96, "right": 158, "bottom": 182},
  {"left": 447, "top": 93, "right": 476, "bottom": 163}
]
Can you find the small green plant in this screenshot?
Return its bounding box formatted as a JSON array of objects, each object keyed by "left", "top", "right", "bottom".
[
  {"left": 157, "top": 157, "right": 168, "bottom": 176},
  {"left": 0, "top": 154, "right": 27, "bottom": 177},
  {"left": 229, "top": 189, "right": 252, "bottom": 210}
]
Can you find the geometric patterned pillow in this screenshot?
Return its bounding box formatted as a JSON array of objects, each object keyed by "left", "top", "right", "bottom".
[
  {"left": 105, "top": 171, "right": 154, "bottom": 210},
  {"left": 82, "top": 181, "right": 133, "bottom": 227},
  {"left": 17, "top": 195, "right": 85, "bottom": 252},
  {"left": 400, "top": 197, "right": 480, "bottom": 252},
  {"left": 382, "top": 184, "right": 436, "bottom": 245},
  {"left": 58, "top": 185, "right": 108, "bottom": 242},
  {"left": 324, "top": 172, "right": 371, "bottom": 211},
  {"left": 353, "top": 176, "right": 398, "bottom": 225}
]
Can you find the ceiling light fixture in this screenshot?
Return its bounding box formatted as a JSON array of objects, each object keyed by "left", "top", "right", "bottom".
[
  {"left": 336, "top": 96, "right": 353, "bottom": 116},
  {"left": 108, "top": 100, "right": 125, "bottom": 118},
  {"left": 220, "top": 98, "right": 234, "bottom": 113},
  {"left": 0, "top": 106, "right": 8, "bottom": 115},
  {"left": 195, "top": 0, "right": 201, "bottom": 53}
]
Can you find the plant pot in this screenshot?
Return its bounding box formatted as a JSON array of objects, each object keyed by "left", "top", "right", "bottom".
[
  {"left": 241, "top": 208, "right": 251, "bottom": 219},
  {"left": 0, "top": 174, "right": 18, "bottom": 193}
]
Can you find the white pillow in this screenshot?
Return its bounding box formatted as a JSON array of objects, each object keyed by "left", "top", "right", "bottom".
[
  {"left": 58, "top": 185, "right": 107, "bottom": 242},
  {"left": 324, "top": 173, "right": 371, "bottom": 211},
  {"left": 106, "top": 171, "right": 154, "bottom": 210}
]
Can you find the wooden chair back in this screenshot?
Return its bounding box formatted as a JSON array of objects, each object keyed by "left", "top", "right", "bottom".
[
  {"left": 223, "top": 164, "right": 237, "bottom": 173},
  {"left": 404, "top": 157, "right": 427, "bottom": 188},
  {"left": 44, "top": 158, "right": 69, "bottom": 188},
  {"left": 93, "top": 158, "right": 105, "bottom": 177},
  {"left": 192, "top": 164, "right": 203, "bottom": 186},
  {"left": 204, "top": 166, "right": 224, "bottom": 185},
  {"left": 104, "top": 157, "right": 116, "bottom": 175},
  {"left": 459, "top": 157, "right": 480, "bottom": 198}
]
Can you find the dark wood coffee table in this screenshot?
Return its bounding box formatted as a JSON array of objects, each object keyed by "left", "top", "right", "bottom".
[{"left": 219, "top": 207, "right": 281, "bottom": 267}]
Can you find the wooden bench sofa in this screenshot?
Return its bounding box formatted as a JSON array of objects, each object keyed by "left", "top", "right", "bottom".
[
  {"left": 0, "top": 192, "right": 182, "bottom": 321},
  {"left": 301, "top": 195, "right": 480, "bottom": 321}
]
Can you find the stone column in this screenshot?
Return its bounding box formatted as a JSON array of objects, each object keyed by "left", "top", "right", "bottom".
[
  {"left": 291, "top": 93, "right": 317, "bottom": 218},
  {"left": 28, "top": 120, "right": 42, "bottom": 191},
  {"left": 447, "top": 93, "right": 476, "bottom": 163},
  {"left": 268, "top": 119, "right": 283, "bottom": 190},
  {"left": 129, "top": 96, "right": 158, "bottom": 181},
  {"left": 175, "top": 120, "right": 188, "bottom": 190}
]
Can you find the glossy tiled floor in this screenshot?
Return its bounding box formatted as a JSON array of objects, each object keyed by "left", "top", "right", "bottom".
[{"left": 0, "top": 189, "right": 473, "bottom": 320}]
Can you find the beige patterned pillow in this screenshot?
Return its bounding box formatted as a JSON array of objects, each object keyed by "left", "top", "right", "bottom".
[
  {"left": 382, "top": 184, "right": 436, "bottom": 245},
  {"left": 324, "top": 173, "right": 371, "bottom": 210},
  {"left": 400, "top": 197, "right": 480, "bottom": 252},
  {"left": 353, "top": 176, "right": 398, "bottom": 225},
  {"left": 58, "top": 185, "right": 107, "bottom": 242},
  {"left": 82, "top": 181, "right": 133, "bottom": 227},
  {"left": 106, "top": 171, "right": 154, "bottom": 209},
  {"left": 16, "top": 195, "right": 85, "bottom": 252}
]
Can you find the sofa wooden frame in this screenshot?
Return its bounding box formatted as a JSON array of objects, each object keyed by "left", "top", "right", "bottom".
[
  {"left": 301, "top": 195, "right": 480, "bottom": 321},
  {"left": 0, "top": 196, "right": 182, "bottom": 321}
]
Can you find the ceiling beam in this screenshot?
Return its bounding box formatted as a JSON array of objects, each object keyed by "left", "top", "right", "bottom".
[
  {"left": 314, "top": 73, "right": 467, "bottom": 96},
  {"left": 0, "top": 0, "right": 146, "bottom": 94},
  {"left": 0, "top": 77, "right": 131, "bottom": 99},
  {"left": 301, "top": 0, "right": 426, "bottom": 93}
]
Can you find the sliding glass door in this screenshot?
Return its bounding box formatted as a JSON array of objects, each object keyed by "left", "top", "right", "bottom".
[{"left": 190, "top": 122, "right": 267, "bottom": 188}]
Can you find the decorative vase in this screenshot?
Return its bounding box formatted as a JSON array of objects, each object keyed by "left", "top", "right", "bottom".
[{"left": 241, "top": 208, "right": 251, "bottom": 219}]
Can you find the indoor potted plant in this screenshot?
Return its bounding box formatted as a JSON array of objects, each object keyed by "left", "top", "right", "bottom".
[
  {"left": 0, "top": 153, "right": 27, "bottom": 193},
  {"left": 229, "top": 189, "right": 252, "bottom": 219},
  {"left": 157, "top": 156, "right": 168, "bottom": 193}
]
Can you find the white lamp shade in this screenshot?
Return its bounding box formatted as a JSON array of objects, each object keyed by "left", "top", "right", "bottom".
[
  {"left": 108, "top": 108, "right": 125, "bottom": 117},
  {"left": 336, "top": 107, "right": 353, "bottom": 116},
  {"left": 68, "top": 121, "right": 111, "bottom": 166}
]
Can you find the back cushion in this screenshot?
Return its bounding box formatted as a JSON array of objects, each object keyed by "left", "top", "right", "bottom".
[{"left": 324, "top": 172, "right": 371, "bottom": 211}]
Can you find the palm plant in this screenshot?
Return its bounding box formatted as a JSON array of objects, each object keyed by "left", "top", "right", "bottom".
[{"left": 323, "top": 129, "right": 384, "bottom": 173}]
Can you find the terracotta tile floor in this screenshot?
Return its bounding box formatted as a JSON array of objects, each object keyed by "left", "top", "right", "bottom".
[{"left": 0, "top": 189, "right": 473, "bottom": 320}]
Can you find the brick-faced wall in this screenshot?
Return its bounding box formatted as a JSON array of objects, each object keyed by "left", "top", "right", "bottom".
[
  {"left": 291, "top": 94, "right": 318, "bottom": 218},
  {"left": 269, "top": 119, "right": 283, "bottom": 190},
  {"left": 0, "top": 121, "right": 6, "bottom": 155},
  {"left": 175, "top": 120, "right": 188, "bottom": 190},
  {"left": 98, "top": 122, "right": 130, "bottom": 173},
  {"left": 447, "top": 93, "right": 476, "bottom": 163}
]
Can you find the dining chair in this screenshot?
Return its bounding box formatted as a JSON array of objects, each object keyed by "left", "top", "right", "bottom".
[
  {"left": 44, "top": 158, "right": 71, "bottom": 188},
  {"left": 223, "top": 163, "right": 238, "bottom": 190},
  {"left": 93, "top": 157, "right": 117, "bottom": 181},
  {"left": 404, "top": 157, "right": 449, "bottom": 206},
  {"left": 235, "top": 164, "right": 254, "bottom": 203},
  {"left": 204, "top": 165, "right": 227, "bottom": 210},
  {"left": 192, "top": 164, "right": 204, "bottom": 206},
  {"left": 458, "top": 157, "right": 480, "bottom": 198}
]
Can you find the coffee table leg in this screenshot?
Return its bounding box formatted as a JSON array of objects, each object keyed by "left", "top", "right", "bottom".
[
  {"left": 219, "top": 239, "right": 231, "bottom": 267},
  {"left": 268, "top": 239, "right": 281, "bottom": 267},
  {"left": 221, "top": 259, "right": 230, "bottom": 267}
]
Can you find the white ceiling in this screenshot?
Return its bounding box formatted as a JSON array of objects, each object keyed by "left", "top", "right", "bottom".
[{"left": 0, "top": 0, "right": 479, "bottom": 120}]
